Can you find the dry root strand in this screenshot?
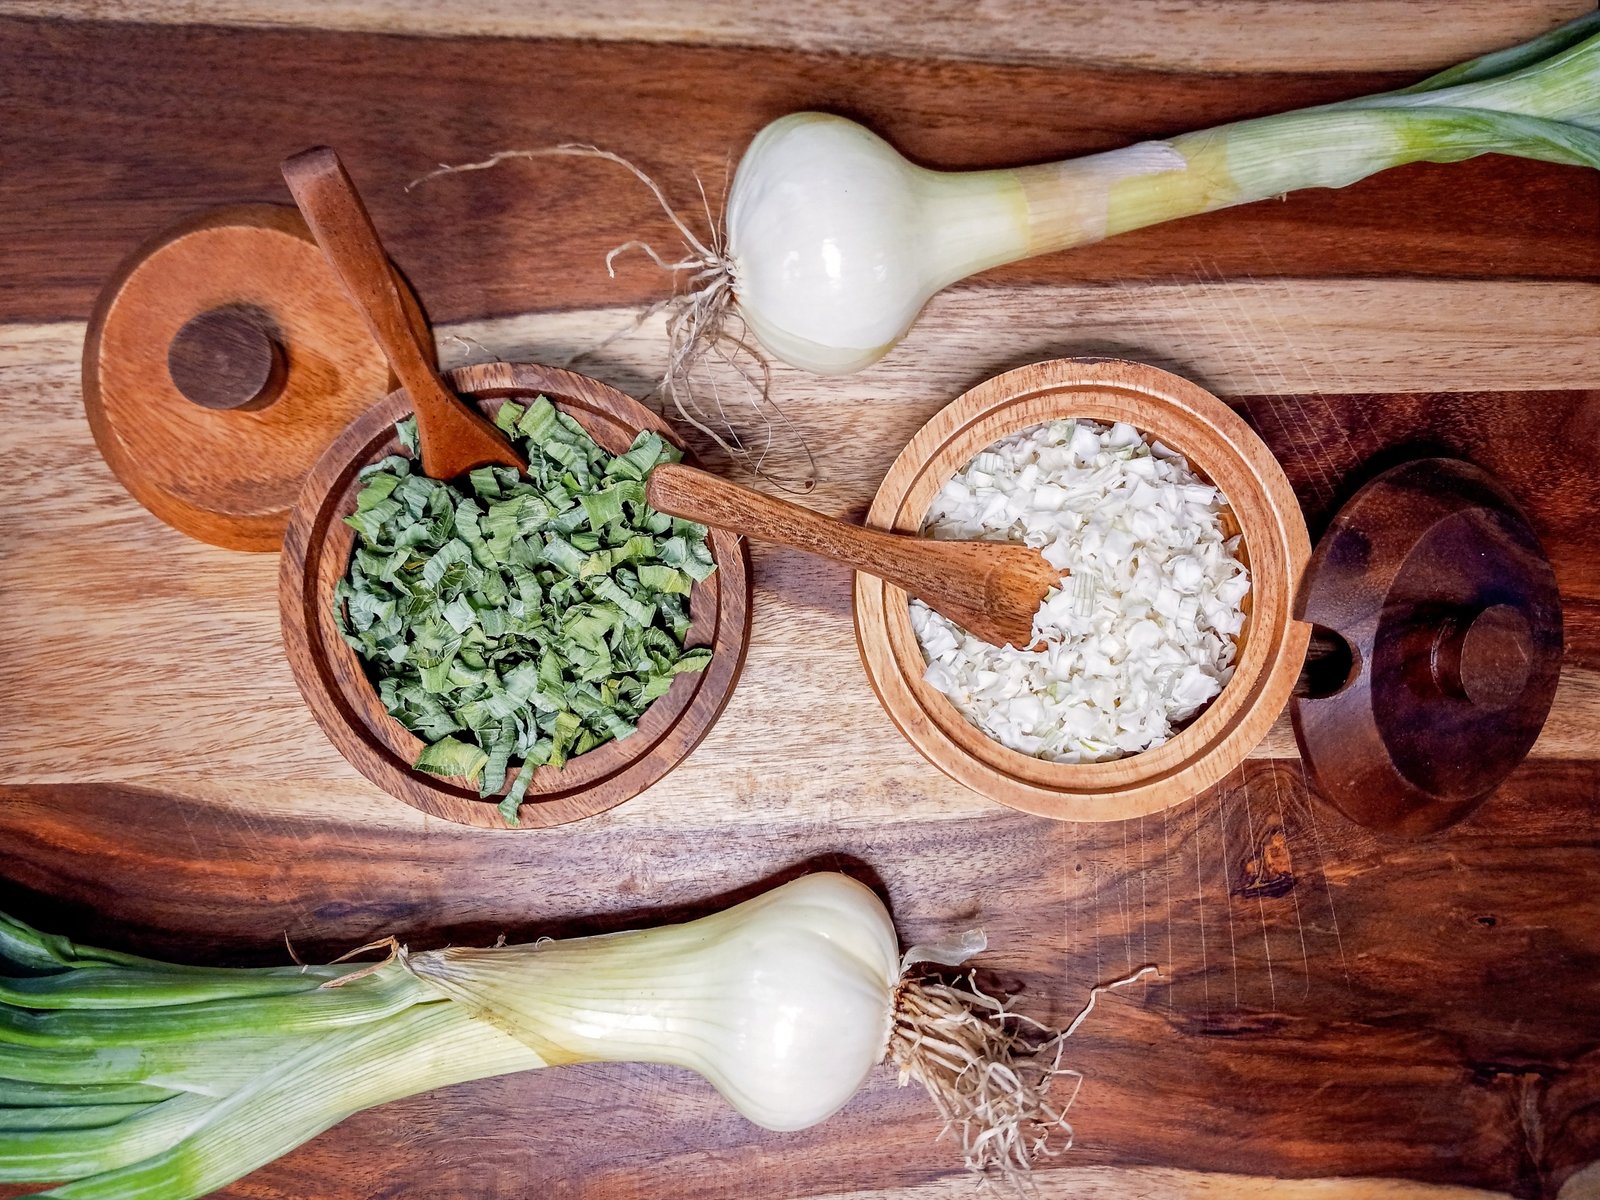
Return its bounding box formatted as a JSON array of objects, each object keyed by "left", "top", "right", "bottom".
[{"left": 888, "top": 963, "right": 1157, "bottom": 1186}]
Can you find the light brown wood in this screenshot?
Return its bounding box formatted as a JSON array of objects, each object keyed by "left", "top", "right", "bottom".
[
  {"left": 4, "top": 0, "right": 1587, "bottom": 74},
  {"left": 279, "top": 360, "right": 752, "bottom": 829},
  {"left": 647, "top": 461, "right": 1059, "bottom": 649},
  {"left": 281, "top": 146, "right": 524, "bottom": 480},
  {"left": 442, "top": 278, "right": 1600, "bottom": 403},
  {"left": 6, "top": 312, "right": 1595, "bottom": 816},
  {"left": 80, "top": 204, "right": 433, "bottom": 551},
  {"left": 855, "top": 358, "right": 1312, "bottom": 821}
]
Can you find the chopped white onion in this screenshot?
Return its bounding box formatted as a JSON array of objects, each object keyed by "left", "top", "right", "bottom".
[{"left": 911, "top": 418, "right": 1249, "bottom": 764}]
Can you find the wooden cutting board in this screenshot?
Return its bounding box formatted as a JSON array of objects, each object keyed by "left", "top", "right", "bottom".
[{"left": 1, "top": 5, "right": 1597, "bottom": 1198}]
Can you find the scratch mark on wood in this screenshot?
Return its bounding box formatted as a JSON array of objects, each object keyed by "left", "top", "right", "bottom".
[
  {"left": 1296, "top": 757, "right": 1353, "bottom": 994},
  {"left": 1120, "top": 819, "right": 1134, "bottom": 978},
  {"left": 1268, "top": 764, "right": 1313, "bottom": 998},
  {"left": 1238, "top": 767, "right": 1278, "bottom": 1011},
  {"left": 1139, "top": 812, "right": 1150, "bottom": 996},
  {"left": 1217, "top": 774, "right": 1242, "bottom": 1009},
  {"left": 1218, "top": 255, "right": 1347, "bottom": 512},
  {"left": 1092, "top": 855, "right": 1103, "bottom": 988},
  {"left": 1193, "top": 793, "right": 1210, "bottom": 1019},
  {"left": 1162, "top": 803, "right": 1174, "bottom": 1012}
]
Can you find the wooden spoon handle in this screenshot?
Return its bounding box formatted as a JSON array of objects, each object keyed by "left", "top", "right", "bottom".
[
  {"left": 281, "top": 147, "right": 439, "bottom": 401},
  {"left": 282, "top": 146, "right": 523, "bottom": 479},
  {"left": 648, "top": 461, "right": 956, "bottom": 596}
]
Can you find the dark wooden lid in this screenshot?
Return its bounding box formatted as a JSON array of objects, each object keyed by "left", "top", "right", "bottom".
[
  {"left": 83, "top": 204, "right": 432, "bottom": 551},
  {"left": 1291, "top": 458, "right": 1563, "bottom": 836}
]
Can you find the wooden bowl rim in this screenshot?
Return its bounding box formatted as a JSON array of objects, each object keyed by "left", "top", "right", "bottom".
[
  {"left": 280, "top": 360, "right": 752, "bottom": 830},
  {"left": 853, "top": 357, "right": 1311, "bottom": 822}
]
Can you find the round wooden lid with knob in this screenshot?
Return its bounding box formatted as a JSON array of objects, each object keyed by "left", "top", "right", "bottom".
[
  {"left": 83, "top": 204, "right": 432, "bottom": 551},
  {"left": 1291, "top": 458, "right": 1563, "bottom": 837}
]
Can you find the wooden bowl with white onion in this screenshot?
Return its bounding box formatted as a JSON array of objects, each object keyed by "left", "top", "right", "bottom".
[
  {"left": 280, "top": 360, "right": 752, "bottom": 830},
  {"left": 854, "top": 358, "right": 1311, "bottom": 821}
]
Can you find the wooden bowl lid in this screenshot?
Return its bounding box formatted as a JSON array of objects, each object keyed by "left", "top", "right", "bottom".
[
  {"left": 83, "top": 204, "right": 432, "bottom": 551},
  {"left": 280, "top": 361, "right": 752, "bottom": 830},
  {"left": 854, "top": 359, "right": 1312, "bottom": 822},
  {"left": 1291, "top": 458, "right": 1562, "bottom": 836}
]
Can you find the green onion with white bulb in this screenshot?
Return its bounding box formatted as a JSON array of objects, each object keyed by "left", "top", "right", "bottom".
[
  {"left": 410, "top": 14, "right": 1598, "bottom": 474},
  {"left": 717, "top": 13, "right": 1600, "bottom": 374},
  {"left": 0, "top": 874, "right": 1151, "bottom": 1198}
]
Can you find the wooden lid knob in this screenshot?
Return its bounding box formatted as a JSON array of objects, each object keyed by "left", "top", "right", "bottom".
[
  {"left": 167, "top": 306, "right": 286, "bottom": 411},
  {"left": 1432, "top": 603, "right": 1533, "bottom": 712}
]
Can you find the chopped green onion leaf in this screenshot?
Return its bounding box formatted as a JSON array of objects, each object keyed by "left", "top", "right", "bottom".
[{"left": 336, "top": 398, "right": 717, "bottom": 801}]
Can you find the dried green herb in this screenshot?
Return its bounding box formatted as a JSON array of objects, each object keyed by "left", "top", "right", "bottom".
[{"left": 334, "top": 398, "right": 717, "bottom": 824}]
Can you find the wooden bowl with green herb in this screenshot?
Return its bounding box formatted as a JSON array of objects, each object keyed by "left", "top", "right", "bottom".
[{"left": 280, "top": 360, "right": 751, "bottom": 830}]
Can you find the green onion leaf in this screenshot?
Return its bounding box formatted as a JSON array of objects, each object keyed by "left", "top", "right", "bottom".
[
  {"left": 416, "top": 736, "right": 489, "bottom": 783},
  {"left": 334, "top": 412, "right": 720, "bottom": 801}
]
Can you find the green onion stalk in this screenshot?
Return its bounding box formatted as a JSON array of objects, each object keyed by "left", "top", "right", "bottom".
[
  {"left": 0, "top": 875, "right": 1153, "bottom": 1198},
  {"left": 696, "top": 13, "right": 1600, "bottom": 375},
  {"left": 408, "top": 14, "right": 1600, "bottom": 481}
]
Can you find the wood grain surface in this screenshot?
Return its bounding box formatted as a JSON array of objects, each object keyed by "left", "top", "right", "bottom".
[
  {"left": 2, "top": 15, "right": 1599, "bottom": 328},
  {"left": 280, "top": 144, "right": 530, "bottom": 480},
  {"left": 80, "top": 203, "right": 434, "bottom": 550},
  {"left": 1, "top": 4, "right": 1598, "bottom": 1199},
  {"left": 1293, "top": 459, "right": 1565, "bottom": 836},
  {"left": 1, "top": 0, "right": 1591, "bottom": 73}
]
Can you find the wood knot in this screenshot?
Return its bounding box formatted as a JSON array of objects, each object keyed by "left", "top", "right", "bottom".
[{"left": 1237, "top": 829, "right": 1296, "bottom": 899}]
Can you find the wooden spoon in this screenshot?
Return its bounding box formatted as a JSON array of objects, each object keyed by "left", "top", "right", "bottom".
[
  {"left": 647, "top": 462, "right": 1060, "bottom": 648},
  {"left": 281, "top": 146, "right": 525, "bottom": 480}
]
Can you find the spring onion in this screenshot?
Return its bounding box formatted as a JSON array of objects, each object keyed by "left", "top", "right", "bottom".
[
  {"left": 718, "top": 13, "right": 1600, "bottom": 373},
  {"left": 0, "top": 875, "right": 1152, "bottom": 1197}
]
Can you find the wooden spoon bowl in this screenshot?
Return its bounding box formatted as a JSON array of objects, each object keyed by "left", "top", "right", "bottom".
[
  {"left": 281, "top": 361, "right": 751, "bottom": 830},
  {"left": 854, "top": 359, "right": 1311, "bottom": 822}
]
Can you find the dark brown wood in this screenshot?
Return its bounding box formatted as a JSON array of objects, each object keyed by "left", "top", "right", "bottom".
[
  {"left": 281, "top": 146, "right": 525, "bottom": 480},
  {"left": 1232, "top": 390, "right": 1600, "bottom": 602},
  {"left": 647, "top": 460, "right": 1058, "bottom": 649},
  {"left": 1291, "top": 459, "right": 1563, "bottom": 837},
  {"left": 81, "top": 203, "right": 435, "bottom": 551},
  {"left": 1436, "top": 603, "right": 1534, "bottom": 711},
  {"left": 279, "top": 360, "right": 752, "bottom": 830},
  {"left": 2, "top": 16, "right": 1596, "bottom": 326},
  {"left": 5, "top": 758, "right": 1600, "bottom": 1198},
  {"left": 166, "top": 305, "right": 287, "bottom": 412}
]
